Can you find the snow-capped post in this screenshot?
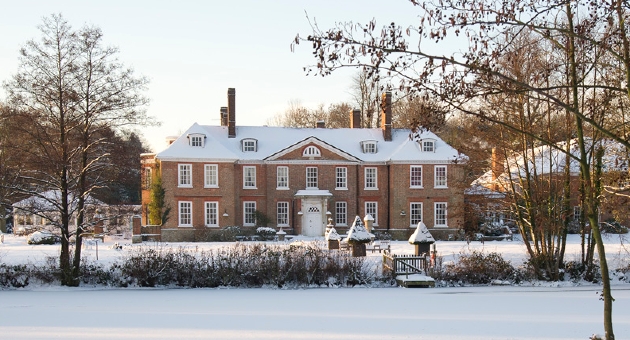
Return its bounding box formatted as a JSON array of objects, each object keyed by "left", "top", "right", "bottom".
[
  {"left": 409, "top": 222, "right": 435, "bottom": 256},
  {"left": 363, "top": 214, "right": 374, "bottom": 233},
  {"left": 324, "top": 218, "right": 340, "bottom": 249},
  {"left": 276, "top": 227, "right": 286, "bottom": 241},
  {"left": 347, "top": 216, "right": 372, "bottom": 257}
]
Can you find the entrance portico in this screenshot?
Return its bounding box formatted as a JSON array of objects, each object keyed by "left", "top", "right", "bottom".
[{"left": 295, "top": 189, "right": 332, "bottom": 237}]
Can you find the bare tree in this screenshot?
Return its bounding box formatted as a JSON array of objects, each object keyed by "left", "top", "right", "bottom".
[
  {"left": 2, "top": 14, "right": 152, "bottom": 286},
  {"left": 294, "top": 1, "right": 630, "bottom": 337}
]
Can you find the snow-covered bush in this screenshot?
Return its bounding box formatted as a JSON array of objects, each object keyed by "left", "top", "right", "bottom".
[
  {"left": 256, "top": 227, "right": 276, "bottom": 241},
  {"left": 27, "top": 231, "right": 59, "bottom": 245},
  {"left": 432, "top": 250, "right": 523, "bottom": 285}
]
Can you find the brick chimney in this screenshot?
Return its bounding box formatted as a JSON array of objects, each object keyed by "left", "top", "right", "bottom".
[
  {"left": 350, "top": 109, "right": 361, "bottom": 128},
  {"left": 227, "top": 88, "right": 236, "bottom": 138},
  {"left": 220, "top": 107, "right": 228, "bottom": 126},
  {"left": 491, "top": 147, "right": 504, "bottom": 191},
  {"left": 316, "top": 120, "right": 325, "bottom": 128},
  {"left": 380, "top": 92, "right": 392, "bottom": 141}
]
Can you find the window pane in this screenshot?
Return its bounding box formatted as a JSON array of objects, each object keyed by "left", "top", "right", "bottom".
[
  {"left": 277, "top": 166, "right": 288, "bottom": 188},
  {"left": 410, "top": 203, "right": 422, "bottom": 227},
  {"left": 205, "top": 164, "right": 218, "bottom": 187},
  {"left": 306, "top": 167, "right": 318, "bottom": 188},
  {"left": 365, "top": 168, "right": 377, "bottom": 188},
  {"left": 435, "top": 202, "right": 447, "bottom": 226},
  {"left": 244, "top": 202, "right": 256, "bottom": 225},
  {"left": 336, "top": 167, "right": 347, "bottom": 189},
  {"left": 178, "top": 164, "right": 191, "bottom": 186},
  {"left": 277, "top": 202, "right": 289, "bottom": 225},
  {"left": 179, "top": 201, "right": 192, "bottom": 226},
  {"left": 335, "top": 202, "right": 347, "bottom": 225},
  {"left": 410, "top": 166, "right": 422, "bottom": 187},
  {"left": 365, "top": 202, "right": 377, "bottom": 225},
  {"left": 244, "top": 166, "right": 256, "bottom": 188},
  {"left": 205, "top": 202, "right": 218, "bottom": 226},
  {"left": 435, "top": 166, "right": 447, "bottom": 187}
]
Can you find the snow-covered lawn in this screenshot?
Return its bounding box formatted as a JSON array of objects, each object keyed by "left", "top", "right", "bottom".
[{"left": 0, "top": 233, "right": 629, "bottom": 339}]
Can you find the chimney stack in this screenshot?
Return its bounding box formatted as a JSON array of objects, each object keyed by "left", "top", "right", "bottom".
[
  {"left": 381, "top": 92, "right": 392, "bottom": 141},
  {"left": 220, "top": 107, "right": 228, "bottom": 126},
  {"left": 491, "top": 147, "right": 504, "bottom": 191},
  {"left": 227, "top": 88, "right": 236, "bottom": 138},
  {"left": 316, "top": 120, "right": 325, "bottom": 128},
  {"left": 350, "top": 109, "right": 361, "bottom": 128}
]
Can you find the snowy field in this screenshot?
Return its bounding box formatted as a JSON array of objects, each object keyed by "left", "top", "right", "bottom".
[{"left": 1, "top": 233, "right": 630, "bottom": 340}]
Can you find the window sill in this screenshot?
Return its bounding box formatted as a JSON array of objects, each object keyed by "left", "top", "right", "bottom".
[
  {"left": 205, "top": 225, "right": 219, "bottom": 228},
  {"left": 409, "top": 186, "right": 424, "bottom": 189},
  {"left": 178, "top": 225, "right": 193, "bottom": 228},
  {"left": 243, "top": 187, "right": 258, "bottom": 190},
  {"left": 434, "top": 186, "right": 448, "bottom": 189},
  {"left": 335, "top": 187, "right": 348, "bottom": 191},
  {"left": 364, "top": 188, "right": 378, "bottom": 190},
  {"left": 178, "top": 185, "right": 193, "bottom": 188},
  {"left": 276, "top": 187, "right": 290, "bottom": 190},
  {"left": 204, "top": 185, "right": 219, "bottom": 189},
  {"left": 434, "top": 225, "right": 448, "bottom": 228}
]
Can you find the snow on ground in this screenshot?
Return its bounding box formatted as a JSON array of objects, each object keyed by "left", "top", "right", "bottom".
[{"left": 0, "top": 233, "right": 629, "bottom": 340}]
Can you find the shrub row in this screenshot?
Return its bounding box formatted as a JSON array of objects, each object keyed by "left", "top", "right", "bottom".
[{"left": 0, "top": 242, "right": 381, "bottom": 288}]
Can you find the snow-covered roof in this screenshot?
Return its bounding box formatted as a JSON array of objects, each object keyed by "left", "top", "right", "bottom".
[
  {"left": 472, "top": 138, "right": 629, "bottom": 190},
  {"left": 156, "top": 123, "right": 464, "bottom": 164},
  {"left": 13, "top": 190, "right": 105, "bottom": 212}
]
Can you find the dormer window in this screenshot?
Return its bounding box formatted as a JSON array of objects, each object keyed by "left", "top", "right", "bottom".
[
  {"left": 422, "top": 139, "right": 436, "bottom": 152},
  {"left": 242, "top": 138, "right": 258, "bottom": 152},
  {"left": 361, "top": 140, "right": 378, "bottom": 154},
  {"left": 302, "top": 146, "right": 321, "bottom": 157},
  {"left": 188, "top": 134, "right": 205, "bottom": 147}
]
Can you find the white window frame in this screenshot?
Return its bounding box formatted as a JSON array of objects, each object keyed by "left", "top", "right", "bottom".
[
  {"left": 365, "top": 201, "right": 378, "bottom": 226},
  {"left": 204, "top": 164, "right": 218, "bottom": 188},
  {"left": 573, "top": 206, "right": 582, "bottom": 221},
  {"left": 205, "top": 201, "right": 219, "bottom": 227},
  {"left": 243, "top": 166, "right": 257, "bottom": 189},
  {"left": 410, "top": 165, "right": 423, "bottom": 188},
  {"left": 277, "top": 201, "right": 289, "bottom": 226},
  {"left": 302, "top": 146, "right": 321, "bottom": 157},
  {"left": 336, "top": 167, "right": 347, "bottom": 190},
  {"left": 189, "top": 135, "right": 204, "bottom": 147},
  {"left": 243, "top": 201, "right": 256, "bottom": 226},
  {"left": 364, "top": 167, "right": 378, "bottom": 190},
  {"left": 410, "top": 202, "right": 423, "bottom": 227},
  {"left": 242, "top": 139, "right": 257, "bottom": 152},
  {"left": 178, "top": 164, "right": 192, "bottom": 188},
  {"left": 306, "top": 167, "right": 318, "bottom": 188},
  {"left": 434, "top": 202, "right": 448, "bottom": 227},
  {"left": 144, "top": 167, "right": 152, "bottom": 189},
  {"left": 434, "top": 165, "right": 447, "bottom": 188},
  {"left": 335, "top": 201, "right": 347, "bottom": 226},
  {"left": 178, "top": 201, "right": 192, "bottom": 227},
  {"left": 423, "top": 140, "right": 435, "bottom": 152},
  {"left": 277, "top": 166, "right": 289, "bottom": 190},
  {"left": 361, "top": 140, "right": 377, "bottom": 154}
]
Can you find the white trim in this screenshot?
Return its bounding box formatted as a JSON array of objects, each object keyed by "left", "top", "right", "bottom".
[
  {"left": 410, "top": 202, "right": 423, "bottom": 228},
  {"left": 178, "top": 164, "right": 192, "bottom": 188},
  {"left": 243, "top": 166, "right": 257, "bottom": 189},
  {"left": 204, "top": 164, "right": 219, "bottom": 188},
  {"left": 265, "top": 136, "right": 362, "bottom": 162},
  {"left": 243, "top": 201, "right": 256, "bottom": 226},
  {"left": 365, "top": 201, "right": 378, "bottom": 226},
  {"left": 410, "top": 165, "right": 423, "bottom": 188},
  {"left": 434, "top": 202, "right": 448, "bottom": 228},
  {"left": 178, "top": 201, "right": 193, "bottom": 227},
  {"left": 434, "top": 165, "right": 448, "bottom": 188},
  {"left": 204, "top": 201, "right": 219, "bottom": 227},
  {"left": 364, "top": 167, "right": 378, "bottom": 190}
]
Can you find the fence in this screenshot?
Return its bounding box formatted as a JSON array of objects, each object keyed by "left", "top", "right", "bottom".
[{"left": 383, "top": 254, "right": 428, "bottom": 276}]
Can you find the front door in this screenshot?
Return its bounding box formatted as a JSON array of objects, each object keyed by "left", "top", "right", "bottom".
[{"left": 303, "top": 206, "right": 323, "bottom": 236}]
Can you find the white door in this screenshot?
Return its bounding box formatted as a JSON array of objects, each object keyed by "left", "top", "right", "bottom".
[{"left": 304, "top": 206, "right": 323, "bottom": 236}]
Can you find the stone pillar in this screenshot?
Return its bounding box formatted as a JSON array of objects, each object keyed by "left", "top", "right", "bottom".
[{"left": 131, "top": 215, "right": 142, "bottom": 243}]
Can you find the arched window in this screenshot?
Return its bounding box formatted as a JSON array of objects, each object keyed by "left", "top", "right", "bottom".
[{"left": 302, "top": 145, "right": 321, "bottom": 157}]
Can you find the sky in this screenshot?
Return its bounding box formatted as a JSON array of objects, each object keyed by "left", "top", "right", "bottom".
[{"left": 0, "top": 0, "right": 423, "bottom": 152}]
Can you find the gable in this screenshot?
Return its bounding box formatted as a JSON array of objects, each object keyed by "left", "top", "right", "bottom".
[{"left": 265, "top": 136, "right": 361, "bottom": 163}]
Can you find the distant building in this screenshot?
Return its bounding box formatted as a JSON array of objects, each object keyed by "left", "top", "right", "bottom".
[{"left": 141, "top": 89, "right": 467, "bottom": 241}]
